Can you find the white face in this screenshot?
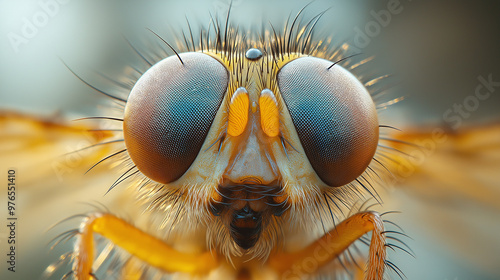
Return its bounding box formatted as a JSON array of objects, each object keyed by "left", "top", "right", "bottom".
[{"left": 120, "top": 30, "right": 379, "bottom": 261}]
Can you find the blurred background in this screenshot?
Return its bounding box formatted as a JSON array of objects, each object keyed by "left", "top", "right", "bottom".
[{"left": 0, "top": 0, "right": 499, "bottom": 279}]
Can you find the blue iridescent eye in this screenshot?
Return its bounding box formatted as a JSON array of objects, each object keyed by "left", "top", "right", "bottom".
[
  {"left": 278, "top": 57, "right": 379, "bottom": 187},
  {"left": 124, "top": 52, "right": 228, "bottom": 184}
]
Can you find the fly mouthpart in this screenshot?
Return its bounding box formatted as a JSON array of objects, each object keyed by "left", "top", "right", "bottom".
[{"left": 210, "top": 181, "right": 288, "bottom": 249}]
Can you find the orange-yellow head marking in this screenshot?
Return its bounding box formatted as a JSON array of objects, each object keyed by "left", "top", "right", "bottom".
[
  {"left": 227, "top": 87, "right": 249, "bottom": 137},
  {"left": 259, "top": 89, "right": 280, "bottom": 137}
]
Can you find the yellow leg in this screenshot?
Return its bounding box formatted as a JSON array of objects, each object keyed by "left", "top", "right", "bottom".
[
  {"left": 268, "top": 211, "right": 386, "bottom": 280},
  {"left": 74, "top": 213, "right": 218, "bottom": 279}
]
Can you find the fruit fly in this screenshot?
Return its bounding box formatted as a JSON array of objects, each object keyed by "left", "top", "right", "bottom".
[
  {"left": 2, "top": 2, "right": 499, "bottom": 280},
  {"left": 6, "top": 4, "right": 409, "bottom": 280},
  {"left": 41, "top": 6, "right": 405, "bottom": 279}
]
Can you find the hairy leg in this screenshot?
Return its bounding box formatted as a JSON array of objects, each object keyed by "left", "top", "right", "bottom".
[
  {"left": 268, "top": 211, "right": 386, "bottom": 280},
  {"left": 73, "top": 213, "right": 218, "bottom": 279}
]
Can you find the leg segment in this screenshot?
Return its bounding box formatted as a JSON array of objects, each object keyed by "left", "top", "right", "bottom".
[
  {"left": 73, "top": 213, "right": 218, "bottom": 279},
  {"left": 268, "top": 211, "right": 386, "bottom": 280}
]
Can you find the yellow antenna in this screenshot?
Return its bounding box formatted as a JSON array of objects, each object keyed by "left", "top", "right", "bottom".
[
  {"left": 227, "top": 87, "right": 249, "bottom": 137},
  {"left": 259, "top": 89, "right": 280, "bottom": 137}
]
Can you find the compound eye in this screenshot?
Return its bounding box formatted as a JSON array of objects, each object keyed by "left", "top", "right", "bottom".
[
  {"left": 124, "top": 52, "right": 228, "bottom": 184},
  {"left": 278, "top": 57, "right": 379, "bottom": 187}
]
